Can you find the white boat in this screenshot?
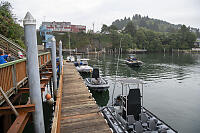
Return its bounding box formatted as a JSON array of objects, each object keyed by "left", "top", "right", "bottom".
[
  {"left": 85, "top": 68, "right": 109, "bottom": 92},
  {"left": 76, "top": 59, "right": 93, "bottom": 73},
  {"left": 66, "top": 55, "right": 75, "bottom": 62},
  {"left": 101, "top": 78, "right": 177, "bottom": 133}
]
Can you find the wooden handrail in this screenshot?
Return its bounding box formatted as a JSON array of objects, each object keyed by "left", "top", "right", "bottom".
[
  {"left": 0, "top": 52, "right": 50, "bottom": 69},
  {"left": 0, "top": 52, "right": 51, "bottom": 105}
]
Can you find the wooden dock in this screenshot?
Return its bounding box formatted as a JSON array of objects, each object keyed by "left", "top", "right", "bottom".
[{"left": 60, "top": 62, "right": 112, "bottom": 133}]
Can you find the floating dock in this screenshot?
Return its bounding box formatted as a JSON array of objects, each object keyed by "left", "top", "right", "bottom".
[{"left": 60, "top": 62, "right": 111, "bottom": 133}]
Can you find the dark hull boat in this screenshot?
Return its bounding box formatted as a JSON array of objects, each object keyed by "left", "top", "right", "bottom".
[
  {"left": 126, "top": 60, "right": 143, "bottom": 67},
  {"left": 85, "top": 68, "right": 109, "bottom": 92},
  {"left": 101, "top": 78, "right": 177, "bottom": 133},
  {"left": 126, "top": 55, "right": 143, "bottom": 67}
]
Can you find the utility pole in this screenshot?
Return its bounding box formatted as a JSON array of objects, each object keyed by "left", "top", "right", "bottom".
[
  {"left": 23, "top": 12, "right": 45, "bottom": 133},
  {"left": 93, "top": 22, "right": 95, "bottom": 33}
]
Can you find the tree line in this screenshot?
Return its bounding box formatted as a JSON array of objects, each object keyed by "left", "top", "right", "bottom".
[
  {"left": 44, "top": 22, "right": 197, "bottom": 53},
  {"left": 0, "top": 1, "right": 24, "bottom": 48},
  {"left": 100, "top": 22, "right": 197, "bottom": 52}
]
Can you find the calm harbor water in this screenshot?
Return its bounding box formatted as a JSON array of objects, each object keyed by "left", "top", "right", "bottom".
[{"left": 85, "top": 53, "right": 200, "bottom": 133}]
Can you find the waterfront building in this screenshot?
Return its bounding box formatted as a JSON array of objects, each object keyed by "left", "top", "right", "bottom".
[{"left": 42, "top": 21, "right": 86, "bottom": 33}]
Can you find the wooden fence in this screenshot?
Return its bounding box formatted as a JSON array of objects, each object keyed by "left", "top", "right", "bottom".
[{"left": 0, "top": 52, "right": 51, "bottom": 105}]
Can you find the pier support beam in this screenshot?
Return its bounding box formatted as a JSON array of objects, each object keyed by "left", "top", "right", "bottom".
[
  {"left": 51, "top": 37, "right": 57, "bottom": 97},
  {"left": 23, "top": 12, "right": 45, "bottom": 133}
]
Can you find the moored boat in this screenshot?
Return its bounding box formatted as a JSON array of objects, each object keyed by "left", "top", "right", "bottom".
[
  {"left": 76, "top": 59, "right": 93, "bottom": 73},
  {"left": 85, "top": 68, "right": 109, "bottom": 92},
  {"left": 126, "top": 55, "right": 143, "bottom": 67},
  {"left": 101, "top": 78, "right": 177, "bottom": 133},
  {"left": 66, "top": 55, "right": 75, "bottom": 62}
]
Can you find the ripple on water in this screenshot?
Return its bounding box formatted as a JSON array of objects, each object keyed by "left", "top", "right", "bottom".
[{"left": 86, "top": 53, "right": 200, "bottom": 133}]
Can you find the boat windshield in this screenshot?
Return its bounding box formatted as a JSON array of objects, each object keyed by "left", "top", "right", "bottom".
[
  {"left": 116, "top": 78, "right": 143, "bottom": 85},
  {"left": 127, "top": 55, "right": 137, "bottom": 61},
  {"left": 80, "top": 58, "right": 90, "bottom": 61},
  {"left": 129, "top": 55, "right": 135, "bottom": 58},
  {"left": 81, "top": 61, "right": 88, "bottom": 65}
]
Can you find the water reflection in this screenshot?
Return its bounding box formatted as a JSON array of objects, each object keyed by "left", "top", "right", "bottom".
[{"left": 91, "top": 90, "right": 109, "bottom": 107}]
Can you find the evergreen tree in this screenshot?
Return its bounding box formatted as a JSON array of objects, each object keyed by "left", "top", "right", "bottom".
[
  {"left": 124, "top": 21, "right": 137, "bottom": 38},
  {"left": 0, "top": 1, "right": 24, "bottom": 48}
]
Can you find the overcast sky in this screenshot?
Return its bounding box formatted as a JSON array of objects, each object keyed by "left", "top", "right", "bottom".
[{"left": 7, "top": 0, "right": 200, "bottom": 31}]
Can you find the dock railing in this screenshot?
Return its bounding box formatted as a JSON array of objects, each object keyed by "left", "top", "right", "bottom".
[
  {"left": 51, "top": 61, "right": 63, "bottom": 133},
  {"left": 0, "top": 52, "right": 51, "bottom": 105}
]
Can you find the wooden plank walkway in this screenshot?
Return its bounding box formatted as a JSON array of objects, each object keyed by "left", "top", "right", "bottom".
[{"left": 60, "top": 62, "right": 112, "bottom": 133}]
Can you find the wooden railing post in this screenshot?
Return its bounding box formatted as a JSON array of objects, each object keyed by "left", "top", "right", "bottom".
[
  {"left": 11, "top": 64, "right": 17, "bottom": 91},
  {"left": 38, "top": 55, "right": 41, "bottom": 67}
]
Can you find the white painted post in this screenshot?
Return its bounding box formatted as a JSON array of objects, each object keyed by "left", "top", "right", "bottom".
[
  {"left": 75, "top": 48, "right": 77, "bottom": 54},
  {"left": 59, "top": 40, "right": 63, "bottom": 73},
  {"left": 23, "top": 12, "right": 45, "bottom": 133},
  {"left": 51, "top": 37, "right": 57, "bottom": 97},
  {"left": 87, "top": 48, "right": 89, "bottom": 54}
]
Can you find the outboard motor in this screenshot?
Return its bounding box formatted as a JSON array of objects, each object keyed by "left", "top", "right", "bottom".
[
  {"left": 74, "top": 62, "right": 79, "bottom": 67},
  {"left": 92, "top": 68, "right": 99, "bottom": 79},
  {"left": 123, "top": 89, "right": 141, "bottom": 120}
]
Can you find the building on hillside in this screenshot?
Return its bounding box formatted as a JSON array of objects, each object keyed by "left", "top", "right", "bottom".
[
  {"left": 71, "top": 25, "right": 86, "bottom": 32},
  {"left": 41, "top": 21, "right": 86, "bottom": 33},
  {"left": 194, "top": 38, "right": 200, "bottom": 47}
]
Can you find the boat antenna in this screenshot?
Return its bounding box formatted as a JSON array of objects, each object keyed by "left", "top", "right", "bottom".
[{"left": 112, "top": 38, "right": 122, "bottom": 105}]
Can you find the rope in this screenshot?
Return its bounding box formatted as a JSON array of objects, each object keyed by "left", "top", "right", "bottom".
[{"left": 111, "top": 38, "right": 122, "bottom": 105}]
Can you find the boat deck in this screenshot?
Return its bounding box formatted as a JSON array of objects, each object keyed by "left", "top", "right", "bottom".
[{"left": 60, "top": 62, "right": 112, "bottom": 133}]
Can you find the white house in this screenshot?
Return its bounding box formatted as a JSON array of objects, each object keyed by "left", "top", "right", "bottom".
[{"left": 194, "top": 38, "right": 200, "bottom": 47}]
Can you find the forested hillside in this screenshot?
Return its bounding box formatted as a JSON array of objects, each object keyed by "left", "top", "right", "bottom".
[
  {"left": 100, "top": 22, "right": 196, "bottom": 52},
  {"left": 112, "top": 14, "right": 200, "bottom": 37}
]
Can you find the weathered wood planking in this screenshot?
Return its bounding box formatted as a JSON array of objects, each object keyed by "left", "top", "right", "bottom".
[{"left": 60, "top": 63, "right": 111, "bottom": 133}]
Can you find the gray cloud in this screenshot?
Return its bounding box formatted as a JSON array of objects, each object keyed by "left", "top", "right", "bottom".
[{"left": 8, "top": 0, "right": 200, "bottom": 31}]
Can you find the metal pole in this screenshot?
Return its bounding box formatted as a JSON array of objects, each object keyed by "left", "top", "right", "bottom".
[
  {"left": 142, "top": 83, "right": 144, "bottom": 112},
  {"left": 23, "top": 12, "right": 45, "bottom": 133},
  {"left": 68, "top": 33, "right": 71, "bottom": 56},
  {"left": 59, "top": 40, "right": 63, "bottom": 74},
  {"left": 75, "top": 48, "right": 77, "bottom": 54},
  {"left": 51, "top": 37, "right": 57, "bottom": 97}
]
